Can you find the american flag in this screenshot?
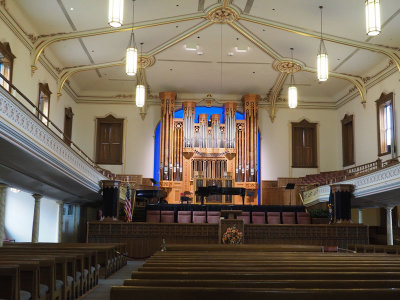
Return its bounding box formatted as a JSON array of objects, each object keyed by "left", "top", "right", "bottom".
[{"left": 124, "top": 182, "right": 132, "bottom": 222}]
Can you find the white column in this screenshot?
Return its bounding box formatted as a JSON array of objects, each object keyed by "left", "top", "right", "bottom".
[
  {"left": 31, "top": 194, "right": 42, "bottom": 243},
  {"left": 386, "top": 206, "right": 394, "bottom": 246},
  {"left": 0, "top": 183, "right": 8, "bottom": 247},
  {"left": 57, "top": 201, "right": 64, "bottom": 243},
  {"left": 358, "top": 209, "right": 363, "bottom": 224}
]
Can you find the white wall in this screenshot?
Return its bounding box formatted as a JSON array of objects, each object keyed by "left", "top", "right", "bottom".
[
  {"left": 4, "top": 189, "right": 59, "bottom": 242},
  {"left": 4, "top": 189, "right": 34, "bottom": 242},
  {"left": 337, "top": 62, "right": 400, "bottom": 168},
  {"left": 259, "top": 107, "right": 338, "bottom": 180},
  {"left": 73, "top": 103, "right": 160, "bottom": 177}
]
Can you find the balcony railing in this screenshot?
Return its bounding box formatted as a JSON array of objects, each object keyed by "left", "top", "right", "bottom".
[{"left": 0, "top": 73, "right": 115, "bottom": 180}]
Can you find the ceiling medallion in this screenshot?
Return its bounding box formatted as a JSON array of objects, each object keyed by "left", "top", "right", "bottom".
[
  {"left": 207, "top": 7, "right": 238, "bottom": 23},
  {"left": 138, "top": 55, "right": 155, "bottom": 69},
  {"left": 273, "top": 60, "right": 302, "bottom": 73}
]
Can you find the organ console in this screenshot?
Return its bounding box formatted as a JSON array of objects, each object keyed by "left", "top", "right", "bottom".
[{"left": 159, "top": 92, "right": 259, "bottom": 204}]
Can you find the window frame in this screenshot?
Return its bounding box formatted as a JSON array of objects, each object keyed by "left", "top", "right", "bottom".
[
  {"left": 95, "top": 115, "right": 124, "bottom": 165},
  {"left": 37, "top": 83, "right": 52, "bottom": 126},
  {"left": 291, "top": 119, "right": 318, "bottom": 168},
  {"left": 341, "top": 114, "right": 355, "bottom": 167},
  {"left": 0, "top": 42, "right": 15, "bottom": 92},
  {"left": 376, "top": 92, "right": 395, "bottom": 157}
]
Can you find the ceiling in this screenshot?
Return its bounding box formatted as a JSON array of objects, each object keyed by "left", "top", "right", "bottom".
[{"left": 10, "top": 0, "right": 400, "bottom": 107}]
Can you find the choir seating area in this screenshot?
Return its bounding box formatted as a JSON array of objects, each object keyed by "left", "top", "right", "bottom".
[
  {"left": 145, "top": 204, "right": 308, "bottom": 224},
  {"left": 0, "top": 242, "right": 127, "bottom": 300},
  {"left": 110, "top": 244, "right": 400, "bottom": 300}
]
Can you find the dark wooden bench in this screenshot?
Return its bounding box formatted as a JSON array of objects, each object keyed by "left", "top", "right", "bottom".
[
  {"left": 110, "top": 286, "right": 400, "bottom": 300},
  {"left": 0, "top": 264, "right": 19, "bottom": 300}
]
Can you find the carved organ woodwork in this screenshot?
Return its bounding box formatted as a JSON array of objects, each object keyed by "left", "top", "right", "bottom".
[{"left": 159, "top": 92, "right": 259, "bottom": 204}]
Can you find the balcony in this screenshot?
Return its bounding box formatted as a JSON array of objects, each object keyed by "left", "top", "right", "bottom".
[{"left": 0, "top": 79, "right": 108, "bottom": 203}]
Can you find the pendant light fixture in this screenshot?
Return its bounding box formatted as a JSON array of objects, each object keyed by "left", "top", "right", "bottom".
[
  {"left": 288, "top": 48, "right": 298, "bottom": 109},
  {"left": 365, "top": 0, "right": 381, "bottom": 36},
  {"left": 108, "top": 0, "right": 124, "bottom": 28},
  {"left": 136, "top": 42, "right": 145, "bottom": 108},
  {"left": 126, "top": 0, "right": 137, "bottom": 76},
  {"left": 317, "top": 6, "right": 328, "bottom": 82}
]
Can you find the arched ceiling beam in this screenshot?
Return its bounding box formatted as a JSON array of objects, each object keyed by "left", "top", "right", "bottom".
[
  {"left": 30, "top": 12, "right": 206, "bottom": 72},
  {"left": 268, "top": 72, "right": 288, "bottom": 122},
  {"left": 57, "top": 20, "right": 211, "bottom": 95},
  {"left": 230, "top": 20, "right": 367, "bottom": 117},
  {"left": 302, "top": 66, "right": 367, "bottom": 104},
  {"left": 240, "top": 14, "right": 400, "bottom": 71}
]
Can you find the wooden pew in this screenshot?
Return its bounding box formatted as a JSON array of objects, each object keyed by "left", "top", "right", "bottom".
[
  {"left": 123, "top": 278, "right": 400, "bottom": 289},
  {"left": 0, "top": 264, "right": 19, "bottom": 300},
  {"left": 130, "top": 271, "right": 400, "bottom": 280},
  {"left": 0, "top": 256, "right": 57, "bottom": 300},
  {"left": 110, "top": 286, "right": 400, "bottom": 300}
]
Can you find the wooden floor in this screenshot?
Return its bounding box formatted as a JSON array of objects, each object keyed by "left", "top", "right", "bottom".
[{"left": 81, "top": 260, "right": 144, "bottom": 300}]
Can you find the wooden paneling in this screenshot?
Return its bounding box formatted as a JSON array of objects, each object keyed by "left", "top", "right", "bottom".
[
  {"left": 95, "top": 115, "right": 123, "bottom": 165},
  {"left": 87, "top": 222, "right": 368, "bottom": 258},
  {"left": 292, "top": 119, "right": 317, "bottom": 168},
  {"left": 342, "top": 114, "right": 354, "bottom": 167}
]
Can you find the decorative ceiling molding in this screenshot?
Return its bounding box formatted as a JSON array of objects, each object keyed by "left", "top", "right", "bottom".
[
  {"left": 1, "top": 1, "right": 395, "bottom": 112},
  {"left": 240, "top": 14, "right": 400, "bottom": 72},
  {"left": 30, "top": 12, "right": 206, "bottom": 72},
  {"left": 273, "top": 60, "right": 302, "bottom": 73},
  {"left": 57, "top": 54, "right": 155, "bottom": 96},
  {"left": 207, "top": 7, "right": 239, "bottom": 23},
  {"left": 230, "top": 20, "right": 367, "bottom": 115},
  {"left": 266, "top": 72, "right": 288, "bottom": 122}
]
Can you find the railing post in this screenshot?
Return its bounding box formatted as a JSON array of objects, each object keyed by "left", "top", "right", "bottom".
[{"left": 377, "top": 158, "right": 382, "bottom": 169}]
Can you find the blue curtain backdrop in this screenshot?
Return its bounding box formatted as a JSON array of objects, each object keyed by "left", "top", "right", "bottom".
[{"left": 153, "top": 107, "right": 260, "bottom": 202}]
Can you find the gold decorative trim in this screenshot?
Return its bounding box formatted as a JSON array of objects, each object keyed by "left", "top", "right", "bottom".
[
  {"left": 273, "top": 60, "right": 302, "bottom": 73},
  {"left": 138, "top": 55, "right": 156, "bottom": 69},
  {"left": 207, "top": 7, "right": 238, "bottom": 23}
]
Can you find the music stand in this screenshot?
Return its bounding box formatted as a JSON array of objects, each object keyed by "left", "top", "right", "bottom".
[
  {"left": 285, "top": 183, "right": 295, "bottom": 206},
  {"left": 150, "top": 179, "right": 161, "bottom": 204}
]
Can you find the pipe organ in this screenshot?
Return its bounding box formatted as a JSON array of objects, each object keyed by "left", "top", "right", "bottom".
[{"left": 159, "top": 92, "right": 259, "bottom": 204}]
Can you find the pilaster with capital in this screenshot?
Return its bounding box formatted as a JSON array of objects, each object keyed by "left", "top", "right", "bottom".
[
  {"left": 31, "top": 194, "right": 42, "bottom": 243},
  {"left": 0, "top": 183, "right": 8, "bottom": 247}
]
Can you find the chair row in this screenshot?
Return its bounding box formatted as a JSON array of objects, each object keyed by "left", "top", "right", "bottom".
[{"left": 146, "top": 210, "right": 311, "bottom": 224}]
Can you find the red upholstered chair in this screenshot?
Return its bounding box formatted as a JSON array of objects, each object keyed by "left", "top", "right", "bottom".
[
  {"left": 146, "top": 210, "right": 160, "bottom": 223},
  {"left": 282, "top": 212, "right": 296, "bottom": 224},
  {"left": 252, "top": 212, "right": 266, "bottom": 224},
  {"left": 237, "top": 211, "right": 250, "bottom": 224},
  {"left": 177, "top": 211, "right": 192, "bottom": 223},
  {"left": 207, "top": 211, "right": 221, "bottom": 224},
  {"left": 296, "top": 212, "right": 311, "bottom": 224},
  {"left": 193, "top": 211, "right": 206, "bottom": 223},
  {"left": 161, "top": 211, "right": 175, "bottom": 223},
  {"left": 267, "top": 212, "right": 281, "bottom": 224}
]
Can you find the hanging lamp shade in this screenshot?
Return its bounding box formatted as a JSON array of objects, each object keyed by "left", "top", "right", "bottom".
[
  {"left": 288, "top": 85, "right": 298, "bottom": 109},
  {"left": 365, "top": 0, "right": 381, "bottom": 36},
  {"left": 317, "top": 40, "right": 329, "bottom": 81},
  {"left": 136, "top": 84, "right": 145, "bottom": 107},
  {"left": 108, "top": 0, "right": 124, "bottom": 28},
  {"left": 126, "top": 47, "right": 137, "bottom": 76}
]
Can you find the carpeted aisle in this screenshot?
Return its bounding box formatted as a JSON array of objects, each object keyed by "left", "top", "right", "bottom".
[{"left": 81, "top": 260, "right": 144, "bottom": 300}]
